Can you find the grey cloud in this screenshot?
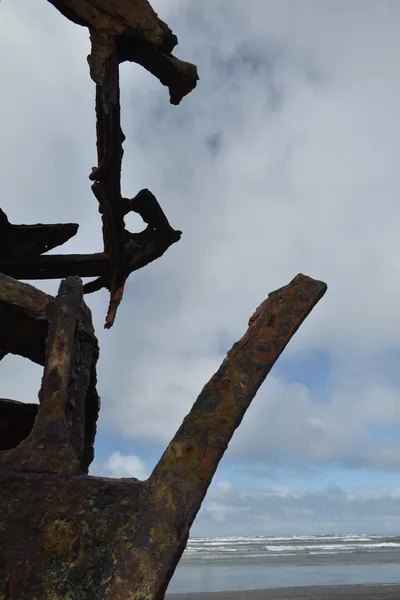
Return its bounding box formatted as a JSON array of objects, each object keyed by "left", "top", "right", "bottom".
[
  {"left": 205, "top": 132, "right": 222, "bottom": 157},
  {"left": 191, "top": 481, "right": 400, "bottom": 536},
  {"left": 227, "top": 376, "right": 400, "bottom": 472}
]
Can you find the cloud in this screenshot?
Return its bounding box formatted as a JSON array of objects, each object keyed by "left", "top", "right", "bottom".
[
  {"left": 191, "top": 480, "right": 400, "bottom": 536},
  {"left": 227, "top": 375, "right": 400, "bottom": 472},
  {"left": 90, "top": 451, "right": 149, "bottom": 479}
]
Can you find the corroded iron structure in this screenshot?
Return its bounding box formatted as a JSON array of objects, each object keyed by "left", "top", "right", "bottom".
[{"left": 0, "top": 2, "right": 327, "bottom": 599}]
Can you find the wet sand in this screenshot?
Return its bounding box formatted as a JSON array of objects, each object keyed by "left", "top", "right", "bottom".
[{"left": 167, "top": 583, "right": 400, "bottom": 599}]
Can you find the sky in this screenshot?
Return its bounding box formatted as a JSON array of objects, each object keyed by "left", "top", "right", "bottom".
[{"left": 1, "top": 0, "right": 400, "bottom": 537}]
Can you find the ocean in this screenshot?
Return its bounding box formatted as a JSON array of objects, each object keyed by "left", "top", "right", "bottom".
[{"left": 167, "top": 534, "right": 400, "bottom": 594}]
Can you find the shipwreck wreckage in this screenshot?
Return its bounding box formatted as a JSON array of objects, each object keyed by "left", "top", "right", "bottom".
[{"left": 0, "top": 1, "right": 327, "bottom": 598}]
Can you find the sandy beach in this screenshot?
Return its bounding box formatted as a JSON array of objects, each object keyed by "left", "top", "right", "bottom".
[{"left": 167, "top": 583, "right": 400, "bottom": 600}]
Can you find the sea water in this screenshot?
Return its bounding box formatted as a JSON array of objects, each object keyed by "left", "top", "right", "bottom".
[{"left": 167, "top": 533, "right": 400, "bottom": 594}]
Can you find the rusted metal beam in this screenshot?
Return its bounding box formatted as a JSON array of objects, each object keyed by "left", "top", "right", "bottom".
[
  {"left": 0, "top": 191, "right": 181, "bottom": 300},
  {"left": 0, "top": 273, "right": 51, "bottom": 364},
  {"left": 0, "top": 224, "right": 181, "bottom": 286},
  {"left": 0, "top": 253, "right": 107, "bottom": 283},
  {"left": 149, "top": 274, "right": 327, "bottom": 529},
  {"left": 47, "top": 0, "right": 199, "bottom": 103},
  {"left": 46, "top": 0, "right": 196, "bottom": 327},
  {"left": 0, "top": 208, "right": 78, "bottom": 260},
  {"left": 0, "top": 276, "right": 99, "bottom": 475},
  {"left": 0, "top": 274, "right": 326, "bottom": 600}
]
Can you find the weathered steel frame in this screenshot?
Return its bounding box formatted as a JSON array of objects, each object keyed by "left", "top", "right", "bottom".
[{"left": 0, "top": 2, "right": 327, "bottom": 598}]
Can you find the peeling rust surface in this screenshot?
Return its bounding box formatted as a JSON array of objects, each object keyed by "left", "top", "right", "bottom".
[
  {"left": 0, "top": 474, "right": 149, "bottom": 600},
  {"left": 0, "top": 473, "right": 192, "bottom": 600}
]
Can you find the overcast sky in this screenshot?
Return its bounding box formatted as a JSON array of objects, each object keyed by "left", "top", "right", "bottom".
[{"left": 2, "top": 0, "right": 400, "bottom": 537}]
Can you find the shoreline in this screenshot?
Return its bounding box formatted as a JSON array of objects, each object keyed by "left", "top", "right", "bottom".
[{"left": 167, "top": 582, "right": 400, "bottom": 599}]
